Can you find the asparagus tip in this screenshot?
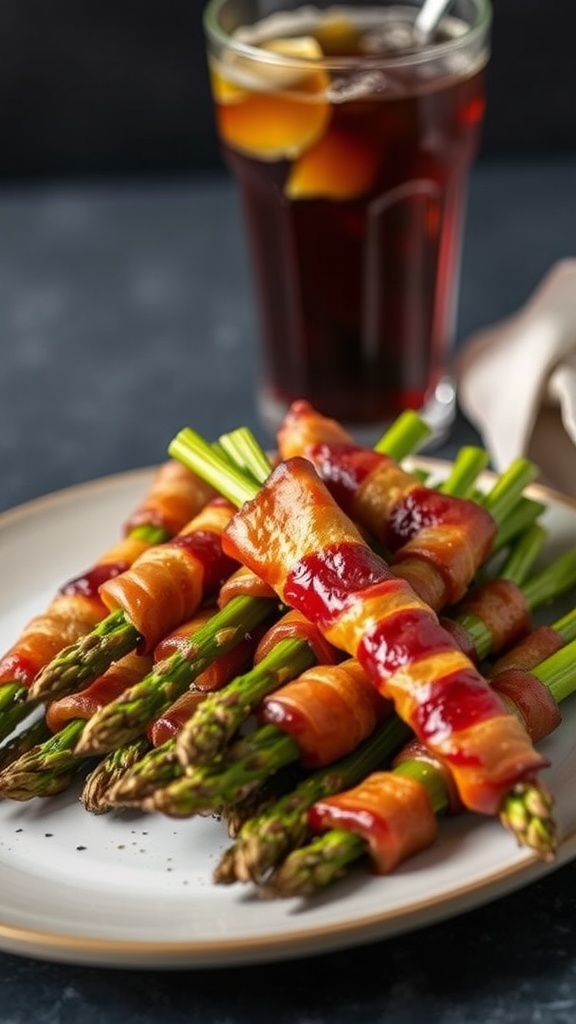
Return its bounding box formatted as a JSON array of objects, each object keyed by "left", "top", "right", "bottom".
[{"left": 499, "top": 780, "right": 557, "bottom": 862}]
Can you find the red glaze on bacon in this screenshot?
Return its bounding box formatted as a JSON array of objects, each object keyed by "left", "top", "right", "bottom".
[
  {"left": 122, "top": 460, "right": 216, "bottom": 538},
  {"left": 0, "top": 463, "right": 215, "bottom": 690},
  {"left": 309, "top": 771, "right": 438, "bottom": 874},
  {"left": 99, "top": 498, "right": 238, "bottom": 655},
  {"left": 222, "top": 457, "right": 546, "bottom": 816},
  {"left": 254, "top": 609, "right": 340, "bottom": 667},
  {"left": 276, "top": 402, "right": 496, "bottom": 609},
  {"left": 276, "top": 399, "right": 354, "bottom": 459},
  {"left": 147, "top": 689, "right": 207, "bottom": 747},
  {"left": 259, "top": 659, "right": 392, "bottom": 768},
  {"left": 45, "top": 652, "right": 153, "bottom": 733}
]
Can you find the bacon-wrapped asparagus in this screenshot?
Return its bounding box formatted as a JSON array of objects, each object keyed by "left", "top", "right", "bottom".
[
  {"left": 27, "top": 497, "right": 239, "bottom": 704},
  {"left": 270, "top": 633, "right": 576, "bottom": 896},
  {"left": 0, "top": 651, "right": 154, "bottom": 800},
  {"left": 169, "top": 433, "right": 554, "bottom": 853},
  {"left": 153, "top": 658, "right": 395, "bottom": 818},
  {"left": 0, "top": 460, "right": 214, "bottom": 740},
  {"left": 276, "top": 400, "right": 535, "bottom": 609}
]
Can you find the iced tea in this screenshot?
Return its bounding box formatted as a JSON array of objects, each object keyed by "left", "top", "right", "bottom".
[{"left": 204, "top": 2, "right": 491, "bottom": 437}]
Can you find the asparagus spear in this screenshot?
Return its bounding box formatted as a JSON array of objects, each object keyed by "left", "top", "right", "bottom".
[
  {"left": 165, "top": 429, "right": 555, "bottom": 854},
  {"left": 80, "top": 738, "right": 152, "bottom": 813},
  {"left": 268, "top": 638, "right": 576, "bottom": 898},
  {"left": 0, "top": 719, "right": 91, "bottom": 800},
  {"left": 64, "top": 417, "right": 434, "bottom": 764},
  {"left": 72, "top": 595, "right": 276, "bottom": 756},
  {"left": 26, "top": 610, "right": 142, "bottom": 707},
  {"left": 143, "top": 538, "right": 576, "bottom": 820},
  {"left": 215, "top": 715, "right": 411, "bottom": 884}
]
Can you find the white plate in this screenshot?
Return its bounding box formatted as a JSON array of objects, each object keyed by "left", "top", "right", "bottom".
[{"left": 0, "top": 462, "right": 576, "bottom": 970}]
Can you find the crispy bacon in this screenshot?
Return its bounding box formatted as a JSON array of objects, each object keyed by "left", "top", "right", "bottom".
[
  {"left": 441, "top": 578, "right": 532, "bottom": 664},
  {"left": 309, "top": 771, "right": 438, "bottom": 874},
  {"left": 489, "top": 625, "right": 567, "bottom": 675},
  {"left": 276, "top": 400, "right": 496, "bottom": 608},
  {"left": 217, "top": 566, "right": 276, "bottom": 607},
  {"left": 99, "top": 498, "right": 238, "bottom": 654},
  {"left": 122, "top": 459, "right": 216, "bottom": 537},
  {"left": 0, "top": 461, "right": 215, "bottom": 690},
  {"left": 147, "top": 689, "right": 207, "bottom": 747},
  {"left": 154, "top": 609, "right": 262, "bottom": 693},
  {"left": 254, "top": 609, "right": 340, "bottom": 667},
  {"left": 222, "top": 457, "right": 546, "bottom": 816},
  {"left": 490, "top": 668, "right": 562, "bottom": 743},
  {"left": 259, "top": 658, "right": 392, "bottom": 768},
  {"left": 45, "top": 652, "right": 153, "bottom": 733}
]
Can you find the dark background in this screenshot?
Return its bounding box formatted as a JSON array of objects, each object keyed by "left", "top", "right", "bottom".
[{"left": 0, "top": 0, "right": 575, "bottom": 182}]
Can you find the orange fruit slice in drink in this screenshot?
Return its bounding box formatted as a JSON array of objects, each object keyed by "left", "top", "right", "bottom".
[
  {"left": 314, "top": 15, "right": 363, "bottom": 56},
  {"left": 210, "top": 36, "right": 331, "bottom": 161},
  {"left": 286, "top": 130, "right": 379, "bottom": 200}
]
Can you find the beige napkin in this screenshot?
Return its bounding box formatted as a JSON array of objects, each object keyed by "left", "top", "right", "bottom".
[{"left": 457, "top": 259, "right": 576, "bottom": 498}]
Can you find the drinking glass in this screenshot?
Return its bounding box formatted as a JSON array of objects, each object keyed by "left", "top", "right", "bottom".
[{"left": 203, "top": 0, "right": 492, "bottom": 442}]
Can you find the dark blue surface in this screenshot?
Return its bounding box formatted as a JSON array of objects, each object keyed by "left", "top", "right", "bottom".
[{"left": 0, "top": 160, "right": 576, "bottom": 1020}]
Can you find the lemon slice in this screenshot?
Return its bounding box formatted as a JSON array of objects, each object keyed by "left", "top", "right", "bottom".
[
  {"left": 286, "top": 131, "right": 379, "bottom": 200},
  {"left": 212, "top": 35, "right": 331, "bottom": 161}
]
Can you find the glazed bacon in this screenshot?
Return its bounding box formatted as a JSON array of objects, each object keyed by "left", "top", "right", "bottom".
[
  {"left": 253, "top": 608, "right": 340, "bottom": 668},
  {"left": 99, "top": 498, "right": 238, "bottom": 654},
  {"left": 153, "top": 609, "right": 263, "bottom": 694},
  {"left": 308, "top": 770, "right": 438, "bottom": 874},
  {"left": 488, "top": 625, "right": 568, "bottom": 675},
  {"left": 122, "top": 459, "right": 216, "bottom": 538},
  {"left": 277, "top": 400, "right": 496, "bottom": 609},
  {"left": 0, "top": 464, "right": 217, "bottom": 691},
  {"left": 45, "top": 652, "right": 153, "bottom": 733},
  {"left": 222, "top": 456, "right": 546, "bottom": 816},
  {"left": 258, "top": 658, "right": 392, "bottom": 769},
  {"left": 440, "top": 577, "right": 532, "bottom": 664}
]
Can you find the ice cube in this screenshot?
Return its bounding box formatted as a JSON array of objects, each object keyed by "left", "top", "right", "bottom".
[{"left": 327, "top": 69, "right": 403, "bottom": 103}]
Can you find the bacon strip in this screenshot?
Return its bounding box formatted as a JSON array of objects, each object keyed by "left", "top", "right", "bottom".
[
  {"left": 277, "top": 400, "right": 496, "bottom": 609},
  {"left": 122, "top": 460, "right": 216, "bottom": 537},
  {"left": 259, "top": 659, "right": 392, "bottom": 768},
  {"left": 309, "top": 771, "right": 438, "bottom": 874},
  {"left": 441, "top": 578, "right": 532, "bottom": 664},
  {"left": 222, "top": 457, "right": 546, "bottom": 816},
  {"left": 254, "top": 609, "right": 340, "bottom": 667},
  {"left": 0, "top": 462, "right": 215, "bottom": 690},
  {"left": 45, "top": 652, "right": 153, "bottom": 733},
  {"left": 217, "top": 566, "right": 276, "bottom": 607},
  {"left": 154, "top": 609, "right": 263, "bottom": 694},
  {"left": 99, "top": 498, "right": 238, "bottom": 654},
  {"left": 489, "top": 625, "right": 567, "bottom": 675}
]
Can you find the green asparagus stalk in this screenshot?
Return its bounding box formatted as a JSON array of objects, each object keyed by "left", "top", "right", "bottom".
[
  {"left": 72, "top": 595, "right": 276, "bottom": 757},
  {"left": 152, "top": 724, "right": 299, "bottom": 817},
  {"left": 80, "top": 738, "right": 152, "bottom": 813},
  {"left": 104, "top": 736, "right": 181, "bottom": 807},
  {"left": 214, "top": 715, "right": 411, "bottom": 885},
  {"left": 268, "top": 637, "right": 576, "bottom": 897},
  {"left": 0, "top": 719, "right": 91, "bottom": 800},
  {"left": 26, "top": 610, "right": 142, "bottom": 706},
  {"left": 145, "top": 543, "right": 576, "bottom": 819},
  {"left": 0, "top": 716, "right": 52, "bottom": 773}
]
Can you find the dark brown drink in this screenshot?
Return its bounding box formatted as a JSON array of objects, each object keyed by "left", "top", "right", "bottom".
[{"left": 205, "top": 3, "right": 491, "bottom": 438}]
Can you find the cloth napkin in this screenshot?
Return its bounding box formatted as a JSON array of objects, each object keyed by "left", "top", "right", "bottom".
[{"left": 457, "top": 259, "right": 576, "bottom": 498}]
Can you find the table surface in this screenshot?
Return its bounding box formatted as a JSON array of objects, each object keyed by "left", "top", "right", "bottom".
[{"left": 1, "top": 159, "right": 576, "bottom": 1023}]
